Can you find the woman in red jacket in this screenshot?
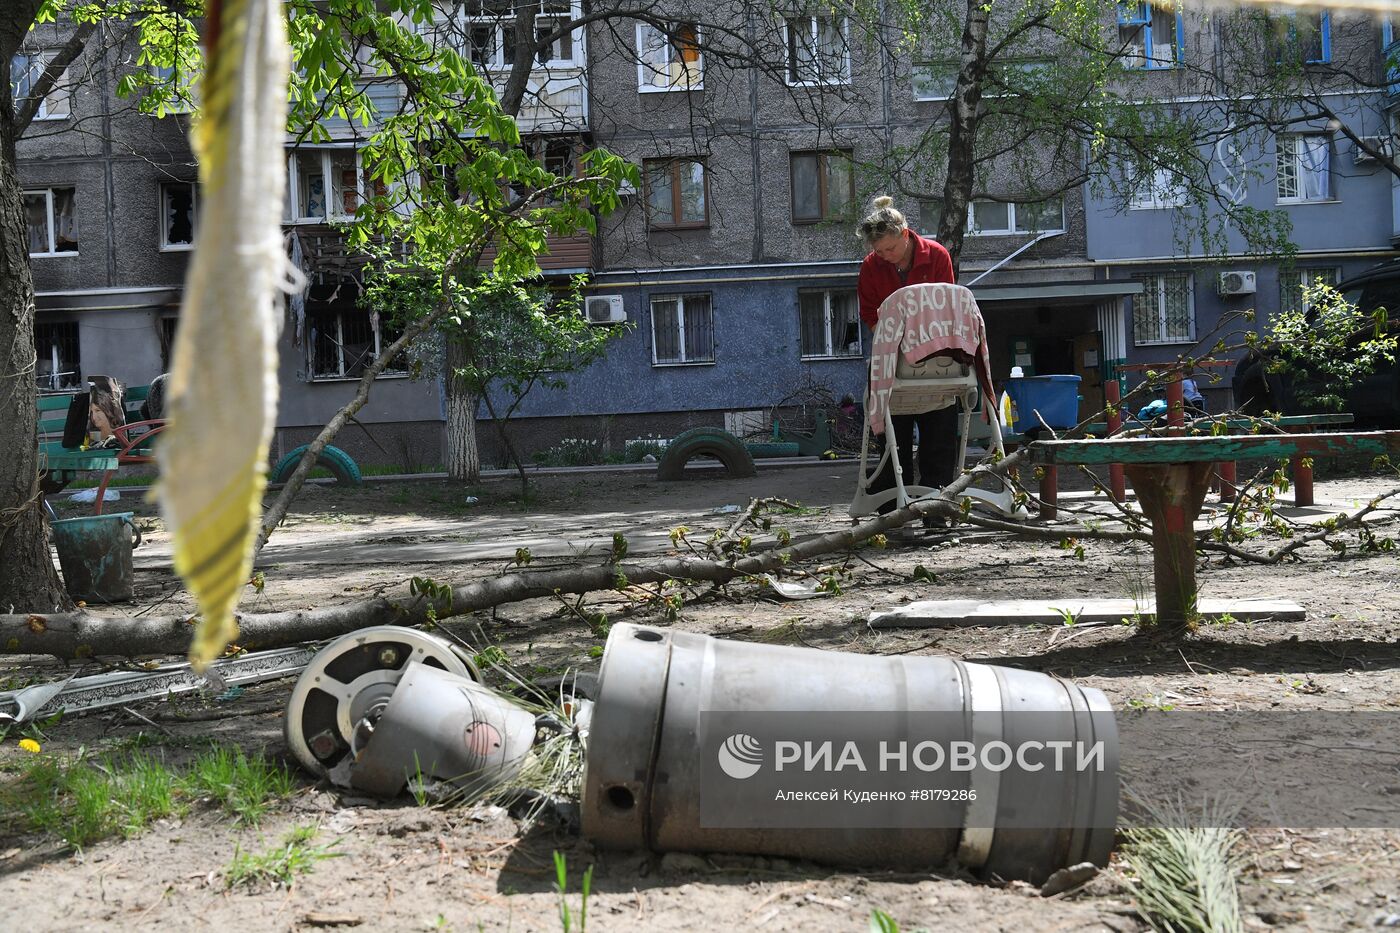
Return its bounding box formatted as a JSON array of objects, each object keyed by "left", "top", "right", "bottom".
[{"left": 856, "top": 196, "right": 958, "bottom": 520}]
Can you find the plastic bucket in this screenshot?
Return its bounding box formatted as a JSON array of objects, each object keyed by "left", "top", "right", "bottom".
[
  {"left": 49, "top": 511, "right": 142, "bottom": 603},
  {"left": 1005, "top": 375, "right": 1082, "bottom": 432}
]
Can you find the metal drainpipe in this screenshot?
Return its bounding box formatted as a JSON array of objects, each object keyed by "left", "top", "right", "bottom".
[
  {"left": 96, "top": 32, "right": 118, "bottom": 287},
  {"left": 963, "top": 229, "right": 1064, "bottom": 288},
  {"left": 747, "top": 11, "right": 762, "bottom": 263}
]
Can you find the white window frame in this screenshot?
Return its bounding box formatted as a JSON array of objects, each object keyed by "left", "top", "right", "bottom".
[
  {"left": 148, "top": 62, "right": 196, "bottom": 114},
  {"left": 636, "top": 22, "right": 703, "bottom": 93},
  {"left": 650, "top": 293, "right": 715, "bottom": 366},
  {"left": 798, "top": 289, "right": 861, "bottom": 360},
  {"left": 458, "top": 0, "right": 579, "bottom": 71},
  {"left": 11, "top": 50, "right": 70, "bottom": 120},
  {"left": 1280, "top": 267, "right": 1341, "bottom": 315},
  {"left": 308, "top": 310, "right": 405, "bottom": 381},
  {"left": 1276, "top": 133, "right": 1332, "bottom": 204},
  {"left": 965, "top": 197, "right": 1065, "bottom": 236},
  {"left": 911, "top": 61, "right": 957, "bottom": 102},
  {"left": 286, "top": 149, "right": 365, "bottom": 224},
  {"left": 1133, "top": 272, "right": 1196, "bottom": 346},
  {"left": 1129, "top": 167, "right": 1187, "bottom": 210},
  {"left": 159, "top": 182, "right": 198, "bottom": 251},
  {"left": 783, "top": 15, "right": 850, "bottom": 87},
  {"left": 24, "top": 187, "right": 78, "bottom": 257}
]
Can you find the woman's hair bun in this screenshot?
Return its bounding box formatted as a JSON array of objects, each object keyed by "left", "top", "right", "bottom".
[{"left": 873, "top": 195, "right": 894, "bottom": 210}]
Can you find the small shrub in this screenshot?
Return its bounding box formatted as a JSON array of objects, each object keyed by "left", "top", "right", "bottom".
[
  {"left": 225, "top": 824, "right": 339, "bottom": 889},
  {"left": 622, "top": 438, "right": 669, "bottom": 462},
  {"left": 532, "top": 438, "right": 605, "bottom": 467}
]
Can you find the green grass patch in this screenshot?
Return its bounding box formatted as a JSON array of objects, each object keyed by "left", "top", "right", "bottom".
[
  {"left": 65, "top": 473, "right": 158, "bottom": 489},
  {"left": 180, "top": 747, "right": 296, "bottom": 826},
  {"left": 359, "top": 463, "right": 444, "bottom": 477},
  {"left": 1, "top": 744, "right": 297, "bottom": 848},
  {"left": 1121, "top": 821, "right": 1244, "bottom": 933},
  {"left": 225, "top": 824, "right": 339, "bottom": 889}
]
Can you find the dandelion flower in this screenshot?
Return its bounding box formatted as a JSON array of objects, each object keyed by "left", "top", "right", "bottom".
[{"left": 18, "top": 738, "right": 40, "bottom": 754}]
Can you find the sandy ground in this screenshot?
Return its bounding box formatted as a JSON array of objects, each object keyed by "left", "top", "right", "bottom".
[{"left": 3, "top": 462, "right": 1400, "bottom": 931}]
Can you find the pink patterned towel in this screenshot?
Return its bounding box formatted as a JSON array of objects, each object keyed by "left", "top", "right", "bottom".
[{"left": 867, "top": 283, "right": 996, "bottom": 434}]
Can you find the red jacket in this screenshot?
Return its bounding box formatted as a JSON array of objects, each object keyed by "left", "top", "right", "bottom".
[{"left": 857, "top": 231, "right": 955, "bottom": 329}]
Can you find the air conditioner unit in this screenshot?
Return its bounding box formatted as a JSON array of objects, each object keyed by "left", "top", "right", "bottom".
[
  {"left": 1217, "top": 270, "right": 1257, "bottom": 297},
  {"left": 1354, "top": 135, "right": 1393, "bottom": 165},
  {"left": 585, "top": 294, "right": 626, "bottom": 324}
]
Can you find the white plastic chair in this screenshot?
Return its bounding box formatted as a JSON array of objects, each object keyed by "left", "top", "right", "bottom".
[{"left": 849, "top": 286, "right": 1023, "bottom": 520}]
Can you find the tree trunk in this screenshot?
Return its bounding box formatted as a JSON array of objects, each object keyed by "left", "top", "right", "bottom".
[
  {"left": 445, "top": 337, "right": 481, "bottom": 482},
  {"left": 0, "top": 4, "right": 75, "bottom": 613},
  {"left": 935, "top": 0, "right": 991, "bottom": 275},
  {"left": 481, "top": 391, "right": 529, "bottom": 496}
]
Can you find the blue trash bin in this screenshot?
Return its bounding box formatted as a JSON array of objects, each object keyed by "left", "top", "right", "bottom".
[{"left": 1005, "top": 375, "right": 1082, "bottom": 433}]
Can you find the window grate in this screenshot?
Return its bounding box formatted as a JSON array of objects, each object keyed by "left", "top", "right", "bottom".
[
  {"left": 34, "top": 320, "right": 81, "bottom": 391},
  {"left": 308, "top": 310, "right": 404, "bottom": 380},
  {"left": 1133, "top": 273, "right": 1194, "bottom": 345},
  {"left": 651, "top": 293, "right": 714, "bottom": 365}
]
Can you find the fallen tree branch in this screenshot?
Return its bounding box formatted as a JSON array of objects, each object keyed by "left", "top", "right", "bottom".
[
  {"left": 3, "top": 453, "right": 1028, "bottom": 658},
  {"left": 12, "top": 442, "right": 1394, "bottom": 659}
]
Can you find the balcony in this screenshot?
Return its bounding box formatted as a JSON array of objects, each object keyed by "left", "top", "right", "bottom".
[{"left": 478, "top": 233, "right": 593, "bottom": 273}]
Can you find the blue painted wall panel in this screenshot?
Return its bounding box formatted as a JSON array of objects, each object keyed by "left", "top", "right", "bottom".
[{"left": 495, "top": 276, "right": 868, "bottom": 418}]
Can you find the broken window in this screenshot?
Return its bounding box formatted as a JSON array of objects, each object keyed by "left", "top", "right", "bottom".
[
  {"left": 459, "top": 0, "right": 575, "bottom": 70},
  {"left": 637, "top": 22, "right": 702, "bottom": 91},
  {"left": 308, "top": 310, "right": 405, "bottom": 379},
  {"left": 287, "top": 150, "right": 365, "bottom": 223},
  {"left": 799, "top": 289, "right": 861, "bottom": 359},
  {"left": 24, "top": 187, "right": 78, "bottom": 255},
  {"left": 34, "top": 320, "right": 81, "bottom": 391},
  {"left": 160, "top": 182, "right": 197, "bottom": 248},
  {"left": 158, "top": 316, "right": 179, "bottom": 370}
]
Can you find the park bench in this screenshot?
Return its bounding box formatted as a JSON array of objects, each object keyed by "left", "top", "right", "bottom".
[
  {"left": 1022, "top": 406, "right": 1353, "bottom": 519},
  {"left": 37, "top": 384, "right": 167, "bottom": 514},
  {"left": 1025, "top": 430, "right": 1400, "bottom": 628}
]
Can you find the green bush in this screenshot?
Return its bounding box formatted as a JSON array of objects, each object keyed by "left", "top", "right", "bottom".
[
  {"left": 622, "top": 439, "right": 669, "bottom": 462},
  {"left": 532, "top": 438, "right": 605, "bottom": 467}
]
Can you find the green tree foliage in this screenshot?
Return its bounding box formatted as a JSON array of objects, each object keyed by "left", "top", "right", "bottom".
[
  {"left": 1258, "top": 282, "right": 1396, "bottom": 412},
  {"left": 872, "top": 0, "right": 1301, "bottom": 264},
  {"left": 365, "top": 272, "right": 628, "bottom": 491}
]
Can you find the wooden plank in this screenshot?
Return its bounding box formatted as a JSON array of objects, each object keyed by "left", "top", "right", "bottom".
[
  {"left": 1187, "top": 413, "right": 1354, "bottom": 431},
  {"left": 1026, "top": 431, "right": 1400, "bottom": 466},
  {"left": 39, "top": 446, "right": 118, "bottom": 472},
  {"left": 868, "top": 598, "right": 1305, "bottom": 629},
  {"left": 36, "top": 394, "right": 79, "bottom": 412}
]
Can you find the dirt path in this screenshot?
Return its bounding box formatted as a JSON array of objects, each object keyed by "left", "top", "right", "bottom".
[{"left": 5, "top": 465, "right": 1400, "bottom": 931}]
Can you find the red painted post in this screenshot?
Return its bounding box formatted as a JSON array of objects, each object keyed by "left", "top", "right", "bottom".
[
  {"left": 1218, "top": 460, "right": 1237, "bottom": 503},
  {"left": 1040, "top": 465, "right": 1058, "bottom": 520},
  {"left": 1166, "top": 374, "right": 1185, "bottom": 436},
  {"left": 1290, "top": 427, "right": 1315, "bottom": 507},
  {"left": 1104, "top": 378, "right": 1125, "bottom": 502}
]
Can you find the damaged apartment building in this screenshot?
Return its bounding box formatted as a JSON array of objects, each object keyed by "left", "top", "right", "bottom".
[{"left": 18, "top": 4, "right": 1400, "bottom": 467}]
